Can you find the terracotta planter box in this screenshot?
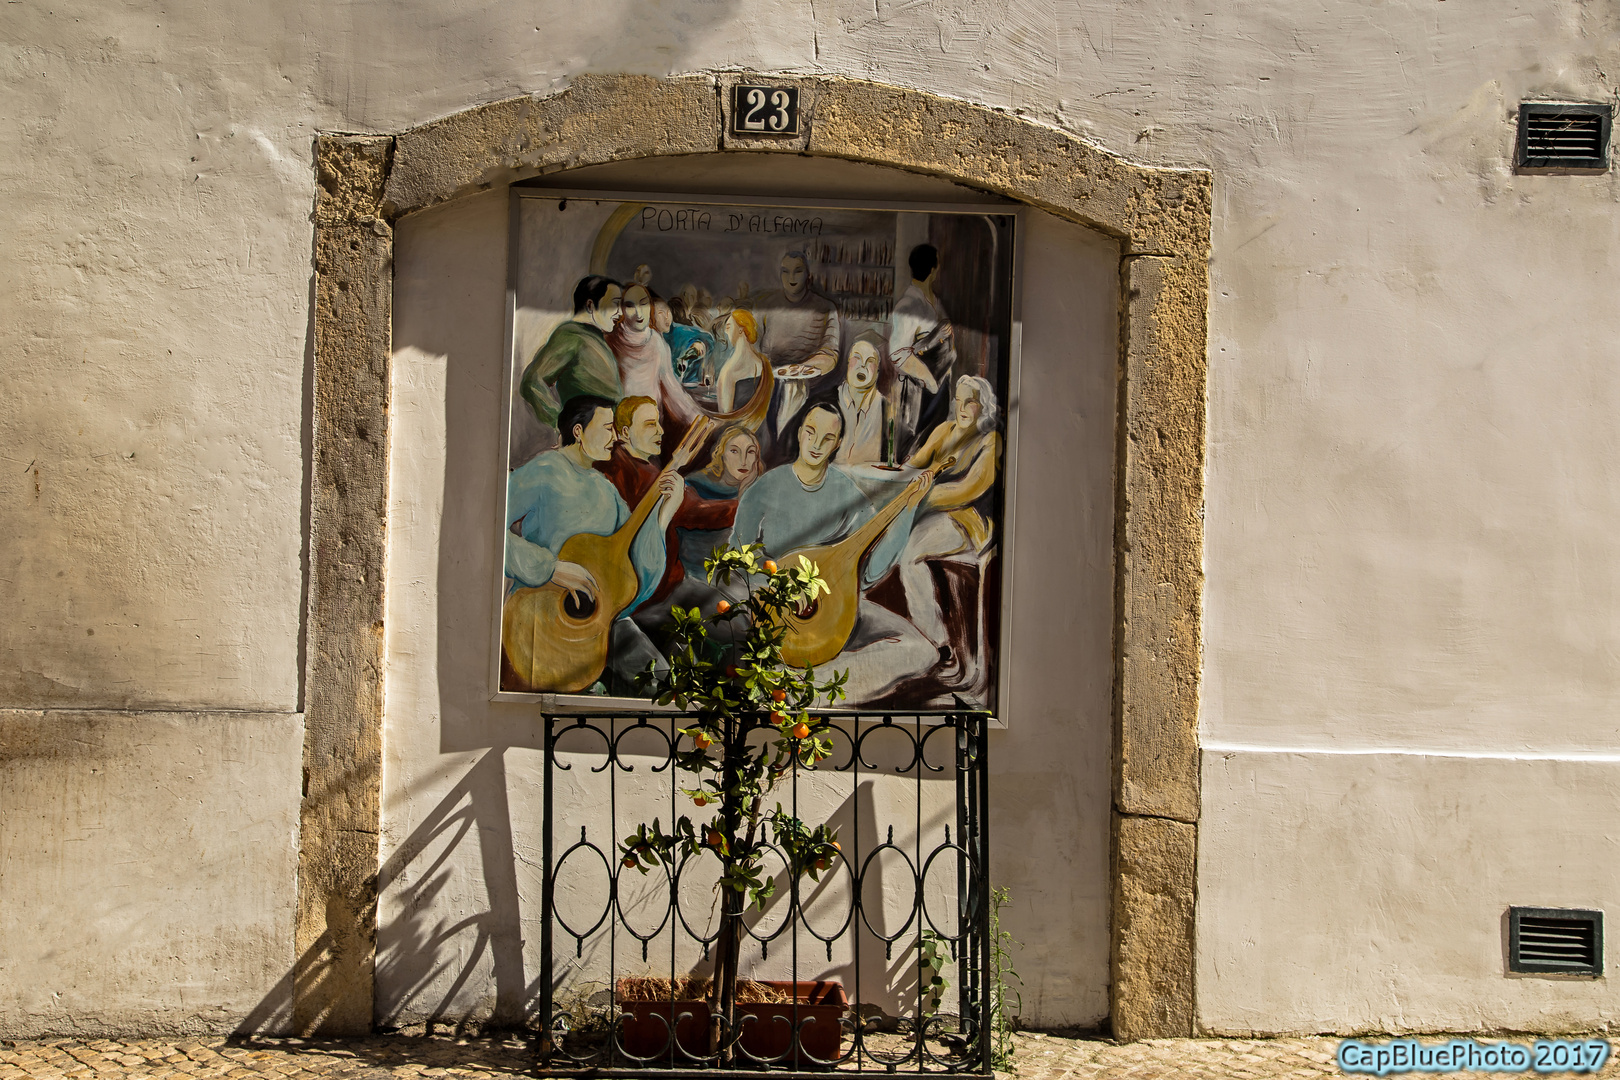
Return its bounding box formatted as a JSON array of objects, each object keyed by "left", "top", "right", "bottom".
[{"left": 617, "top": 979, "right": 848, "bottom": 1064}]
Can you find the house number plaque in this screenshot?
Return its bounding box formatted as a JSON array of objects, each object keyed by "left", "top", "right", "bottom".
[{"left": 730, "top": 85, "right": 799, "bottom": 136}]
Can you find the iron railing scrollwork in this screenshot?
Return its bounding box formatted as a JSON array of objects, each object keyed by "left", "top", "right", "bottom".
[{"left": 538, "top": 709, "right": 991, "bottom": 1077}]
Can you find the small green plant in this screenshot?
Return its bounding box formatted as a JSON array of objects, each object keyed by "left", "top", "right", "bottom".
[
  {"left": 919, "top": 929, "right": 952, "bottom": 1016},
  {"left": 617, "top": 544, "right": 849, "bottom": 1058},
  {"left": 989, "top": 886, "right": 1023, "bottom": 1070}
]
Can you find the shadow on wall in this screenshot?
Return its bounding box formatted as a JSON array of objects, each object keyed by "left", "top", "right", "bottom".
[
  {"left": 369, "top": 750, "right": 532, "bottom": 1030},
  {"left": 233, "top": 743, "right": 946, "bottom": 1034},
  {"left": 234, "top": 750, "right": 526, "bottom": 1034},
  {"left": 376, "top": 752, "right": 950, "bottom": 1030}
]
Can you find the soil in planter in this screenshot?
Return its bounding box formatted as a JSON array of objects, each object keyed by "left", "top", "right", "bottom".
[{"left": 615, "top": 976, "right": 793, "bottom": 1005}]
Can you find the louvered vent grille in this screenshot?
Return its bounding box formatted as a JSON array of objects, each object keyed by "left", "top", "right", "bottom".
[
  {"left": 1519, "top": 918, "right": 1596, "bottom": 966},
  {"left": 1526, "top": 115, "right": 1603, "bottom": 160},
  {"left": 1517, "top": 104, "right": 1611, "bottom": 171},
  {"left": 1509, "top": 907, "right": 1603, "bottom": 975}
]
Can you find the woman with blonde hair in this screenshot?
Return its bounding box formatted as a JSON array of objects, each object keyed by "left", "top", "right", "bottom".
[
  {"left": 677, "top": 423, "right": 763, "bottom": 580},
  {"left": 696, "top": 423, "right": 763, "bottom": 491}
]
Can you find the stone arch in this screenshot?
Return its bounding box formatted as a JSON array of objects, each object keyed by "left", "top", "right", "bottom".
[{"left": 302, "top": 73, "right": 1208, "bottom": 1040}]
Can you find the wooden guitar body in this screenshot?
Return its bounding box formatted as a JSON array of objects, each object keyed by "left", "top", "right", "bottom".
[
  {"left": 774, "top": 458, "right": 951, "bottom": 670},
  {"left": 776, "top": 538, "right": 865, "bottom": 670},
  {"left": 501, "top": 529, "right": 641, "bottom": 693},
  {"left": 500, "top": 420, "right": 715, "bottom": 695}
]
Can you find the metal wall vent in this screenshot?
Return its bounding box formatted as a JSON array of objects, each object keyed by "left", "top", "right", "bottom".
[
  {"left": 1508, "top": 907, "right": 1603, "bottom": 975},
  {"left": 1516, "top": 103, "right": 1612, "bottom": 172}
]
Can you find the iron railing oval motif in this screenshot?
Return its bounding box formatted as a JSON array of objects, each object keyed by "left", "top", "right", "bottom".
[{"left": 538, "top": 710, "right": 992, "bottom": 1076}]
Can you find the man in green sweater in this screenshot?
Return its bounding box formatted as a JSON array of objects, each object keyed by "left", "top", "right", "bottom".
[{"left": 520, "top": 275, "right": 625, "bottom": 429}]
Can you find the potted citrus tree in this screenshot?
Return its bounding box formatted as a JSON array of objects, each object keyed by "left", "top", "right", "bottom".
[{"left": 617, "top": 544, "right": 849, "bottom": 1064}]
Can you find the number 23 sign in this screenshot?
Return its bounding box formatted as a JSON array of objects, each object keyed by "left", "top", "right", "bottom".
[{"left": 730, "top": 85, "right": 799, "bottom": 136}]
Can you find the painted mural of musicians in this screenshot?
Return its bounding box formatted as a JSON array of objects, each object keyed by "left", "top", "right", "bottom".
[
  {"left": 888, "top": 243, "right": 957, "bottom": 458},
  {"left": 503, "top": 198, "right": 1015, "bottom": 711}
]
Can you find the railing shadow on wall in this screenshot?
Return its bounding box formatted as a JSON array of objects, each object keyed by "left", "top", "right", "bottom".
[
  {"left": 370, "top": 748, "right": 533, "bottom": 1032},
  {"left": 234, "top": 710, "right": 993, "bottom": 1078},
  {"left": 233, "top": 748, "right": 528, "bottom": 1037}
]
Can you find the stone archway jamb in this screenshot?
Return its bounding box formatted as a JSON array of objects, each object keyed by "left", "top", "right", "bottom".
[{"left": 303, "top": 73, "right": 1208, "bottom": 1041}]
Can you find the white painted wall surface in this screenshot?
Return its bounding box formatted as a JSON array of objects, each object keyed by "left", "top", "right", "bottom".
[
  {"left": 380, "top": 165, "right": 1119, "bottom": 1027},
  {"left": 4, "top": 0, "right": 1620, "bottom": 1037},
  {"left": 0, "top": 711, "right": 301, "bottom": 1036},
  {"left": 1199, "top": 751, "right": 1620, "bottom": 1035}
]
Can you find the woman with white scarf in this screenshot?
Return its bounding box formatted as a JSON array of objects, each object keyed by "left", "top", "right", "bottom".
[{"left": 608, "top": 282, "right": 704, "bottom": 432}]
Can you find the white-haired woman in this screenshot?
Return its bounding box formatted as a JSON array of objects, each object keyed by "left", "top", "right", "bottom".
[{"left": 900, "top": 374, "right": 1003, "bottom": 684}]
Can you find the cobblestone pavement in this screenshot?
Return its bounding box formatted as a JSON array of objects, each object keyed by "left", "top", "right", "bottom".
[{"left": 1, "top": 1031, "right": 1615, "bottom": 1079}]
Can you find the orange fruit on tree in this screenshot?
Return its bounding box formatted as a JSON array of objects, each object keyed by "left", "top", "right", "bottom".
[
  {"left": 763, "top": 559, "right": 777, "bottom": 574},
  {"left": 715, "top": 599, "right": 730, "bottom": 613},
  {"left": 693, "top": 732, "right": 713, "bottom": 750},
  {"left": 623, "top": 855, "right": 637, "bottom": 869},
  {"left": 706, "top": 829, "right": 724, "bottom": 848},
  {"left": 692, "top": 793, "right": 709, "bottom": 807},
  {"left": 771, "top": 688, "right": 786, "bottom": 702},
  {"left": 791, "top": 722, "right": 810, "bottom": 740}
]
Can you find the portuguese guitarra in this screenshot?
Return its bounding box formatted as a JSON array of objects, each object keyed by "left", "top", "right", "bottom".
[
  {"left": 775, "top": 457, "right": 954, "bottom": 669},
  {"left": 502, "top": 417, "right": 714, "bottom": 693}
]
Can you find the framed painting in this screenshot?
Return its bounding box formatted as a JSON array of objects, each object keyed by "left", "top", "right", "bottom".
[{"left": 495, "top": 189, "right": 1021, "bottom": 715}]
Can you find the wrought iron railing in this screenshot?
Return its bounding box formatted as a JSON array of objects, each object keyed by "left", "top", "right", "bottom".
[{"left": 537, "top": 709, "right": 991, "bottom": 1076}]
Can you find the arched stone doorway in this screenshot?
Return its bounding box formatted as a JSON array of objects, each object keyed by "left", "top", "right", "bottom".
[{"left": 300, "top": 73, "right": 1208, "bottom": 1041}]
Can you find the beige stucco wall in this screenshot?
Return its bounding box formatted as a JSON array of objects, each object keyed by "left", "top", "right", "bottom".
[
  {"left": 0, "top": 710, "right": 301, "bottom": 1036},
  {"left": 1199, "top": 751, "right": 1620, "bottom": 1035},
  {"left": 5, "top": 0, "right": 1620, "bottom": 1037}
]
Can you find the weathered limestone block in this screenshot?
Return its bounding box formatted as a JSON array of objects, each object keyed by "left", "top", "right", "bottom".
[
  {"left": 1115, "top": 253, "right": 1206, "bottom": 825},
  {"left": 1112, "top": 812, "right": 1197, "bottom": 1039},
  {"left": 385, "top": 74, "right": 719, "bottom": 217},
  {"left": 807, "top": 77, "right": 1212, "bottom": 256},
  {"left": 317, "top": 136, "right": 392, "bottom": 225},
  {"left": 300, "top": 133, "right": 394, "bottom": 1036}
]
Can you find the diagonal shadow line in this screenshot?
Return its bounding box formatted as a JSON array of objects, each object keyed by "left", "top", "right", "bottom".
[{"left": 239, "top": 747, "right": 527, "bottom": 1035}]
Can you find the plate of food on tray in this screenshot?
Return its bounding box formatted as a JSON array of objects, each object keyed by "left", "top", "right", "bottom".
[{"left": 772, "top": 363, "right": 823, "bottom": 380}]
